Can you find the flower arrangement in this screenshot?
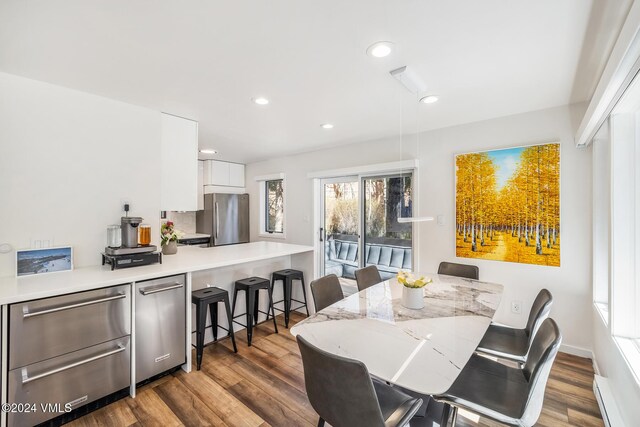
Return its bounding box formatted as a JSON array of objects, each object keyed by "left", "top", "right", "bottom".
[
  {"left": 397, "top": 271, "right": 432, "bottom": 288},
  {"left": 160, "top": 221, "right": 180, "bottom": 245}
]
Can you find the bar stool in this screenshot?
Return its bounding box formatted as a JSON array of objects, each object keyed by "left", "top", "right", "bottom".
[
  {"left": 191, "top": 286, "right": 237, "bottom": 371},
  {"left": 231, "top": 277, "right": 278, "bottom": 346},
  {"left": 270, "top": 269, "right": 309, "bottom": 328}
]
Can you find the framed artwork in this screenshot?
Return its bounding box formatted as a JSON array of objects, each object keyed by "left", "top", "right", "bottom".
[
  {"left": 16, "top": 246, "right": 74, "bottom": 277},
  {"left": 455, "top": 142, "right": 560, "bottom": 267}
]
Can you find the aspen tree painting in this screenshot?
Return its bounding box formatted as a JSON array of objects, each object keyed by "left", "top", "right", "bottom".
[{"left": 455, "top": 143, "right": 560, "bottom": 266}]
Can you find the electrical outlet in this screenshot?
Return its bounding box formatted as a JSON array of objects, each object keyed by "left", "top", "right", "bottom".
[
  {"left": 437, "top": 215, "right": 445, "bottom": 226},
  {"left": 120, "top": 198, "right": 131, "bottom": 213},
  {"left": 30, "top": 237, "right": 55, "bottom": 249},
  {"left": 511, "top": 300, "right": 522, "bottom": 314}
]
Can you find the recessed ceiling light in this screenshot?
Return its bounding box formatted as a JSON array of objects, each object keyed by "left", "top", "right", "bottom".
[
  {"left": 420, "top": 95, "right": 439, "bottom": 104},
  {"left": 199, "top": 149, "right": 218, "bottom": 154},
  {"left": 366, "top": 41, "right": 393, "bottom": 58},
  {"left": 253, "top": 97, "right": 269, "bottom": 105},
  {"left": 320, "top": 123, "right": 334, "bottom": 129}
]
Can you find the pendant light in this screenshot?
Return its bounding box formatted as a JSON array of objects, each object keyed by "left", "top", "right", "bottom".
[{"left": 391, "top": 66, "right": 435, "bottom": 223}]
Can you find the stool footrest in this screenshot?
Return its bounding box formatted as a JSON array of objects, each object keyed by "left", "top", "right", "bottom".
[
  {"left": 273, "top": 298, "right": 307, "bottom": 305},
  {"left": 191, "top": 323, "right": 232, "bottom": 335},
  {"left": 272, "top": 303, "right": 307, "bottom": 314},
  {"left": 232, "top": 309, "right": 270, "bottom": 320},
  {"left": 190, "top": 333, "right": 234, "bottom": 349},
  {"left": 233, "top": 318, "right": 275, "bottom": 328}
]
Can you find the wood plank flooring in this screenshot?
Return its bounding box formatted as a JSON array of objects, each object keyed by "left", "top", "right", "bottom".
[{"left": 68, "top": 312, "right": 604, "bottom": 427}]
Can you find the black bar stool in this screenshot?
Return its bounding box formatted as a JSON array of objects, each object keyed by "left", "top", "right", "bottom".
[
  {"left": 192, "top": 286, "right": 237, "bottom": 371},
  {"left": 231, "top": 277, "right": 278, "bottom": 346},
  {"left": 270, "top": 269, "right": 309, "bottom": 328}
]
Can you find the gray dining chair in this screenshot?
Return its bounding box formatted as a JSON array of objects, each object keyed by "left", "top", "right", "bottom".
[
  {"left": 437, "top": 261, "right": 479, "bottom": 280},
  {"left": 476, "top": 289, "right": 553, "bottom": 364},
  {"left": 435, "top": 318, "right": 562, "bottom": 427},
  {"left": 297, "top": 335, "right": 423, "bottom": 427},
  {"left": 355, "top": 265, "right": 383, "bottom": 291},
  {"left": 310, "top": 274, "right": 344, "bottom": 312}
]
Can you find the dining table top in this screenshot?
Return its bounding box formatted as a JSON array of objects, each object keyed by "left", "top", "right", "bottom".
[{"left": 289, "top": 273, "right": 504, "bottom": 395}]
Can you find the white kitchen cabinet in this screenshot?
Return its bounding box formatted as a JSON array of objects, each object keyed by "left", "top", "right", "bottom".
[
  {"left": 229, "top": 162, "right": 245, "bottom": 187},
  {"left": 212, "top": 160, "right": 230, "bottom": 185},
  {"left": 161, "top": 113, "right": 198, "bottom": 211},
  {"left": 204, "top": 160, "right": 245, "bottom": 187},
  {"left": 197, "top": 160, "right": 204, "bottom": 210}
]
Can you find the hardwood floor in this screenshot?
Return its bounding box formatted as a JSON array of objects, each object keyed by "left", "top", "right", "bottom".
[{"left": 68, "top": 312, "right": 604, "bottom": 427}]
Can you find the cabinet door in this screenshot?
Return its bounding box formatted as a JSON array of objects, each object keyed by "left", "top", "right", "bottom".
[
  {"left": 197, "top": 160, "right": 204, "bottom": 210},
  {"left": 229, "top": 163, "right": 245, "bottom": 187},
  {"left": 161, "top": 114, "right": 198, "bottom": 211},
  {"left": 210, "top": 160, "right": 230, "bottom": 186}
]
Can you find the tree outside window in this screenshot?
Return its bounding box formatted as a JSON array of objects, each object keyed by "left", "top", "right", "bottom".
[{"left": 266, "top": 179, "right": 284, "bottom": 233}]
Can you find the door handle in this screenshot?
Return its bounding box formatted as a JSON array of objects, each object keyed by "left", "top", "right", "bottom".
[
  {"left": 319, "top": 227, "right": 324, "bottom": 242},
  {"left": 139, "top": 283, "right": 183, "bottom": 295},
  {"left": 22, "top": 294, "right": 126, "bottom": 318},
  {"left": 21, "top": 345, "right": 126, "bottom": 384},
  {"left": 215, "top": 202, "right": 219, "bottom": 239}
]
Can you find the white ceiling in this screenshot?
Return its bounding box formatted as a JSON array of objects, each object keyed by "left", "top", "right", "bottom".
[{"left": 0, "top": 0, "right": 629, "bottom": 163}]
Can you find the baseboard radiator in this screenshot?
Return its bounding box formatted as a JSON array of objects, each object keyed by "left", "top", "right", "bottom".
[{"left": 593, "top": 375, "right": 624, "bottom": 427}]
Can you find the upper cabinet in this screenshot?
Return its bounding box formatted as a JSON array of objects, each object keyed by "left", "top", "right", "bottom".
[
  {"left": 204, "top": 160, "right": 245, "bottom": 187},
  {"left": 197, "top": 160, "right": 204, "bottom": 211},
  {"left": 228, "top": 162, "right": 245, "bottom": 187},
  {"left": 161, "top": 113, "right": 198, "bottom": 211}
]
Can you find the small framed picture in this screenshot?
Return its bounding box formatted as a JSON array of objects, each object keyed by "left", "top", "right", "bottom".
[{"left": 16, "top": 246, "right": 73, "bottom": 277}]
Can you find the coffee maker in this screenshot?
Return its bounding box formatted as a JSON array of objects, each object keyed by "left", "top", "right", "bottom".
[{"left": 102, "top": 209, "right": 162, "bottom": 270}]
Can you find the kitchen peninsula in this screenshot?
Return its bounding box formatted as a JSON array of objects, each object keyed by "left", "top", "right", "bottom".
[
  {"left": 0, "top": 242, "right": 314, "bottom": 305},
  {"left": 0, "top": 241, "right": 314, "bottom": 425}
]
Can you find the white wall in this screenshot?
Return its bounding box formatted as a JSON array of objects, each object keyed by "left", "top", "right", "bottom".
[
  {"left": 246, "top": 103, "right": 594, "bottom": 352},
  {"left": 0, "top": 72, "right": 161, "bottom": 275}
]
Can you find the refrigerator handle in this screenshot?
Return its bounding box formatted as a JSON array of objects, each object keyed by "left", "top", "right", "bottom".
[{"left": 215, "top": 202, "right": 219, "bottom": 239}]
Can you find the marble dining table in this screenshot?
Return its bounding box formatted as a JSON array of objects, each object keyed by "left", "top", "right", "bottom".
[{"left": 290, "top": 273, "right": 504, "bottom": 395}]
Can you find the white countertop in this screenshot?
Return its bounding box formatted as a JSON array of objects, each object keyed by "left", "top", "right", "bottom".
[{"left": 0, "top": 242, "right": 314, "bottom": 305}]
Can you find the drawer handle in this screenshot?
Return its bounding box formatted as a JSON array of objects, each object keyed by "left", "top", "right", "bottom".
[
  {"left": 22, "top": 293, "right": 126, "bottom": 318},
  {"left": 21, "top": 345, "right": 126, "bottom": 384},
  {"left": 139, "top": 283, "right": 183, "bottom": 296}
]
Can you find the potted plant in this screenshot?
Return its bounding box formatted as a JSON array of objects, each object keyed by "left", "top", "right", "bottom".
[
  {"left": 397, "top": 271, "right": 432, "bottom": 309},
  {"left": 161, "top": 221, "right": 180, "bottom": 255}
]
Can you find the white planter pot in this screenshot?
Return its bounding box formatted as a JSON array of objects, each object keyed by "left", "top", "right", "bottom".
[{"left": 401, "top": 286, "right": 425, "bottom": 309}]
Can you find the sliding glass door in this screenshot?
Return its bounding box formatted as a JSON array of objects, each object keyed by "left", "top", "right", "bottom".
[
  {"left": 321, "top": 177, "right": 360, "bottom": 284},
  {"left": 362, "top": 174, "right": 413, "bottom": 279},
  {"left": 319, "top": 173, "right": 413, "bottom": 285}
]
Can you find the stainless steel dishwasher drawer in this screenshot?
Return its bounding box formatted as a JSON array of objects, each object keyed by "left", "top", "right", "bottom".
[
  {"left": 8, "top": 336, "right": 131, "bottom": 427},
  {"left": 9, "top": 284, "right": 131, "bottom": 370},
  {"left": 136, "top": 274, "right": 186, "bottom": 383}
]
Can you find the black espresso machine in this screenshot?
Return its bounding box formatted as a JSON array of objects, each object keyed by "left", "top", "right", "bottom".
[{"left": 102, "top": 214, "right": 162, "bottom": 270}]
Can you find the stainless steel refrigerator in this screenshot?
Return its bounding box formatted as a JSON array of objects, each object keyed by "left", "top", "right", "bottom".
[{"left": 196, "top": 193, "right": 249, "bottom": 246}]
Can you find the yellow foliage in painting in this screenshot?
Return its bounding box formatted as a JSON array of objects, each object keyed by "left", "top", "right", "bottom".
[{"left": 455, "top": 143, "right": 560, "bottom": 266}]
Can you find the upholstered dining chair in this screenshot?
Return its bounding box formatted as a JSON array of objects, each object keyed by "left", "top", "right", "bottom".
[
  {"left": 310, "top": 274, "right": 344, "bottom": 312},
  {"left": 437, "top": 261, "right": 479, "bottom": 280},
  {"left": 435, "top": 318, "right": 562, "bottom": 427},
  {"left": 476, "top": 289, "right": 553, "bottom": 364},
  {"left": 297, "top": 335, "right": 423, "bottom": 427},
  {"left": 355, "top": 265, "right": 383, "bottom": 292}
]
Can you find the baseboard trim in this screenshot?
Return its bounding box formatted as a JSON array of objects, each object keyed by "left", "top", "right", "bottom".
[
  {"left": 560, "top": 343, "right": 594, "bottom": 359},
  {"left": 594, "top": 375, "right": 624, "bottom": 427}
]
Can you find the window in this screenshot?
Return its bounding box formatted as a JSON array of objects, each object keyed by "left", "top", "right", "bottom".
[
  {"left": 265, "top": 179, "right": 284, "bottom": 234},
  {"left": 592, "top": 69, "right": 640, "bottom": 381},
  {"left": 257, "top": 173, "right": 285, "bottom": 238},
  {"left": 592, "top": 120, "right": 610, "bottom": 323}
]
